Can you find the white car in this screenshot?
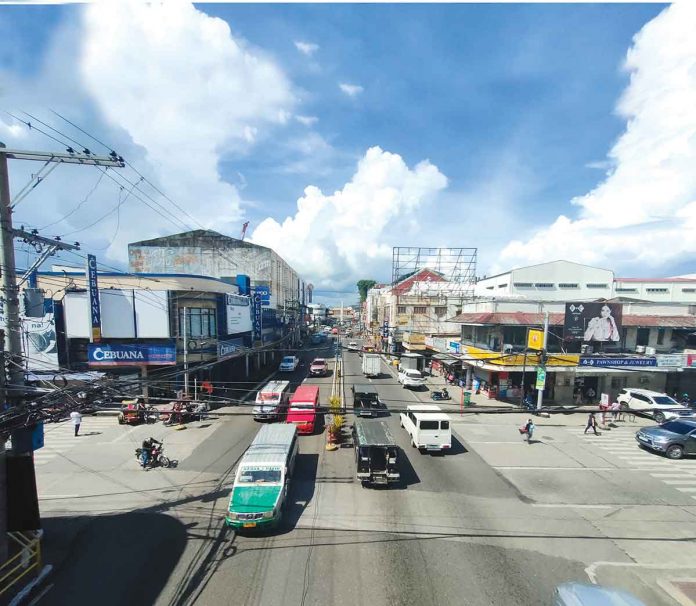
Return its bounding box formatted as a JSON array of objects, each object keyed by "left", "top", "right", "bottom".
[
  {"left": 398, "top": 369, "right": 425, "bottom": 389},
  {"left": 348, "top": 341, "right": 359, "bottom": 351},
  {"left": 617, "top": 388, "right": 695, "bottom": 424},
  {"left": 279, "top": 356, "right": 299, "bottom": 372}
]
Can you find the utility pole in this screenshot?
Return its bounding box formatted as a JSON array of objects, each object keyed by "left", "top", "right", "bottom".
[
  {"left": 536, "top": 311, "right": 549, "bottom": 412},
  {"left": 0, "top": 143, "right": 124, "bottom": 565}
]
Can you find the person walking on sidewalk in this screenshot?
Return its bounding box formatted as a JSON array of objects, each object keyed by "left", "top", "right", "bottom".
[
  {"left": 70, "top": 410, "right": 82, "bottom": 437},
  {"left": 584, "top": 412, "right": 600, "bottom": 435}
]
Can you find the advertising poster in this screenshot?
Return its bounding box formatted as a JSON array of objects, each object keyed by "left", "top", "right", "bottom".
[
  {"left": 564, "top": 302, "right": 622, "bottom": 342},
  {"left": 0, "top": 300, "right": 59, "bottom": 371},
  {"left": 225, "top": 293, "right": 252, "bottom": 334}
]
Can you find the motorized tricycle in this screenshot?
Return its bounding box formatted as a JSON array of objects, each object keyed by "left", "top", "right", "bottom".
[{"left": 118, "top": 398, "right": 159, "bottom": 425}]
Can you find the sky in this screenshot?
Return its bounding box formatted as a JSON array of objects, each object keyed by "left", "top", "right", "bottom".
[{"left": 1, "top": 1, "right": 694, "bottom": 305}]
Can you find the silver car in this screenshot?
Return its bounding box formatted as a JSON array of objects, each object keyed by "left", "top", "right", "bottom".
[{"left": 635, "top": 419, "right": 696, "bottom": 459}]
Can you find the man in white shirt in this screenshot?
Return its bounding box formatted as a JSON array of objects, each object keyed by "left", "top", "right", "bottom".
[{"left": 70, "top": 410, "right": 82, "bottom": 437}]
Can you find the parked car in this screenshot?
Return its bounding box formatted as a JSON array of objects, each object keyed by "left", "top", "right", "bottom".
[
  {"left": 635, "top": 419, "right": 696, "bottom": 459},
  {"left": 309, "top": 358, "right": 328, "bottom": 377},
  {"left": 398, "top": 369, "right": 426, "bottom": 389},
  {"left": 279, "top": 356, "right": 300, "bottom": 372},
  {"left": 617, "top": 388, "right": 695, "bottom": 424}
]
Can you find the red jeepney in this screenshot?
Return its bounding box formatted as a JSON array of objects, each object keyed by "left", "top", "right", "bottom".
[{"left": 286, "top": 385, "right": 320, "bottom": 435}]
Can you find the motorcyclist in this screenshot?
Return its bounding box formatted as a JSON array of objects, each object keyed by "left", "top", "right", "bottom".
[
  {"left": 141, "top": 437, "right": 162, "bottom": 468},
  {"left": 442, "top": 387, "right": 449, "bottom": 399}
]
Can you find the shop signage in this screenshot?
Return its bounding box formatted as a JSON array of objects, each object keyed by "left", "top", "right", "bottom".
[
  {"left": 447, "top": 341, "right": 461, "bottom": 354},
  {"left": 579, "top": 356, "right": 657, "bottom": 368},
  {"left": 255, "top": 286, "right": 271, "bottom": 306},
  {"left": 218, "top": 338, "right": 244, "bottom": 360},
  {"left": 87, "top": 343, "right": 176, "bottom": 366},
  {"left": 656, "top": 354, "right": 685, "bottom": 368},
  {"left": 564, "top": 302, "right": 622, "bottom": 343},
  {"left": 527, "top": 329, "right": 543, "bottom": 351},
  {"left": 86, "top": 254, "right": 102, "bottom": 342},
  {"left": 687, "top": 354, "right": 696, "bottom": 368},
  {"left": 252, "top": 290, "right": 263, "bottom": 341},
  {"left": 535, "top": 366, "right": 546, "bottom": 390}
]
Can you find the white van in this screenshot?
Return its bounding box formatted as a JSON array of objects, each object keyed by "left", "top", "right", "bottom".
[
  {"left": 253, "top": 380, "right": 291, "bottom": 421},
  {"left": 399, "top": 404, "right": 451, "bottom": 453}
]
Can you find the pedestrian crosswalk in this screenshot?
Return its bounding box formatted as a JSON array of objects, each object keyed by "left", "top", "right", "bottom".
[
  {"left": 34, "top": 415, "right": 120, "bottom": 466},
  {"left": 566, "top": 425, "right": 696, "bottom": 501}
]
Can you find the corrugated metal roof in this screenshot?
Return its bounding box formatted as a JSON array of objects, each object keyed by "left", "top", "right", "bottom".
[
  {"left": 243, "top": 424, "right": 296, "bottom": 465},
  {"left": 354, "top": 419, "right": 396, "bottom": 447},
  {"left": 449, "top": 312, "right": 696, "bottom": 328}
]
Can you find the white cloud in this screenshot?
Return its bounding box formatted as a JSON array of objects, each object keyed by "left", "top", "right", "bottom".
[
  {"left": 0, "top": 1, "right": 296, "bottom": 264},
  {"left": 294, "top": 41, "right": 319, "bottom": 56},
  {"left": 251, "top": 146, "right": 448, "bottom": 288},
  {"left": 499, "top": 2, "right": 696, "bottom": 274},
  {"left": 295, "top": 115, "right": 318, "bottom": 127},
  {"left": 339, "top": 82, "right": 363, "bottom": 97},
  {"left": 0, "top": 119, "right": 26, "bottom": 140}
]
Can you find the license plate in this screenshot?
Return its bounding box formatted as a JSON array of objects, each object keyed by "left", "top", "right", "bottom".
[{"left": 243, "top": 522, "right": 256, "bottom": 528}]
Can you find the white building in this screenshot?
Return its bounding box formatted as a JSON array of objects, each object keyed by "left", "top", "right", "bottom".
[{"left": 475, "top": 260, "right": 696, "bottom": 303}]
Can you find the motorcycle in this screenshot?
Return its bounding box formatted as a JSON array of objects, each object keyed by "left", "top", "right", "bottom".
[
  {"left": 430, "top": 389, "right": 451, "bottom": 401},
  {"left": 135, "top": 441, "right": 170, "bottom": 470}
]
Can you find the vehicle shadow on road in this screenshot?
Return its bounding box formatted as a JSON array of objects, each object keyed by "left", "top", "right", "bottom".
[
  {"left": 77, "top": 431, "right": 102, "bottom": 437},
  {"left": 280, "top": 453, "right": 319, "bottom": 533},
  {"left": 394, "top": 450, "right": 421, "bottom": 490}
]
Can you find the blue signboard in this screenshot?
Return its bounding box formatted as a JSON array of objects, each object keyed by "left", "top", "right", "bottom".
[
  {"left": 255, "top": 286, "right": 271, "bottom": 306},
  {"left": 252, "top": 290, "right": 263, "bottom": 341},
  {"left": 87, "top": 343, "right": 176, "bottom": 366},
  {"left": 579, "top": 357, "right": 657, "bottom": 368},
  {"left": 218, "top": 337, "right": 244, "bottom": 360},
  {"left": 86, "top": 254, "right": 102, "bottom": 342}
]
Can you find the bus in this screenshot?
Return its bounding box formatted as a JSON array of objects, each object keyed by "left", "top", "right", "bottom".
[
  {"left": 286, "top": 384, "right": 320, "bottom": 435},
  {"left": 399, "top": 404, "right": 451, "bottom": 453},
  {"left": 226, "top": 423, "right": 298, "bottom": 530},
  {"left": 253, "top": 380, "right": 291, "bottom": 421}
]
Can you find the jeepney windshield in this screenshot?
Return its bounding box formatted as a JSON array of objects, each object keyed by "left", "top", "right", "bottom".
[{"left": 238, "top": 466, "right": 283, "bottom": 484}]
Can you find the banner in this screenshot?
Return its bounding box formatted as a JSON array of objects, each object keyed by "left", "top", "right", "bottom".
[
  {"left": 527, "top": 329, "right": 543, "bottom": 351},
  {"left": 252, "top": 289, "right": 263, "bottom": 342},
  {"left": 225, "top": 293, "right": 252, "bottom": 334},
  {"left": 535, "top": 367, "right": 546, "bottom": 390},
  {"left": 579, "top": 356, "right": 656, "bottom": 367},
  {"left": 564, "top": 302, "right": 622, "bottom": 343},
  {"left": 0, "top": 300, "right": 58, "bottom": 371},
  {"left": 87, "top": 343, "right": 176, "bottom": 366},
  {"left": 86, "top": 254, "right": 102, "bottom": 342},
  {"left": 656, "top": 354, "right": 685, "bottom": 368}
]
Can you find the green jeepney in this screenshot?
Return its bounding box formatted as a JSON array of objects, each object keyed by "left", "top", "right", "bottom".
[{"left": 226, "top": 423, "right": 298, "bottom": 530}]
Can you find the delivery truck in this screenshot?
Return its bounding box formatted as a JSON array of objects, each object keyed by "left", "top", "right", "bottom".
[{"left": 361, "top": 353, "right": 381, "bottom": 378}]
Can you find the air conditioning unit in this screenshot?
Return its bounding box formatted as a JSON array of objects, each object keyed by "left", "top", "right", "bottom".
[
  {"left": 645, "top": 346, "right": 656, "bottom": 355},
  {"left": 635, "top": 345, "right": 646, "bottom": 354},
  {"left": 503, "top": 344, "right": 514, "bottom": 354}
]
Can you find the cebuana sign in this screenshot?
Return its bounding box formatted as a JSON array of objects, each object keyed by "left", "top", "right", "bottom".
[{"left": 87, "top": 343, "right": 176, "bottom": 366}]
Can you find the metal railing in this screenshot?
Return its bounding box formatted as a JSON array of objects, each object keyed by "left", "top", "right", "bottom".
[{"left": 0, "top": 530, "right": 43, "bottom": 599}]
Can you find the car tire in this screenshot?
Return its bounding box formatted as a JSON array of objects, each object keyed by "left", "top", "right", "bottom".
[
  {"left": 666, "top": 444, "right": 684, "bottom": 460},
  {"left": 654, "top": 411, "right": 666, "bottom": 424}
]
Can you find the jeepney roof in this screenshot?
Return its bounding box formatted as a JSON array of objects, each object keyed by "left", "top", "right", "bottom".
[
  {"left": 242, "top": 423, "right": 297, "bottom": 465},
  {"left": 259, "top": 380, "right": 290, "bottom": 394},
  {"left": 354, "top": 419, "right": 396, "bottom": 447},
  {"left": 353, "top": 384, "right": 378, "bottom": 395}
]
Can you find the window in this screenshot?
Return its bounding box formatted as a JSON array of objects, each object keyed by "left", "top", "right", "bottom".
[
  {"left": 535, "top": 283, "right": 554, "bottom": 288},
  {"left": 616, "top": 287, "right": 638, "bottom": 293},
  {"left": 180, "top": 307, "right": 217, "bottom": 338},
  {"left": 397, "top": 306, "right": 406, "bottom": 314},
  {"left": 440, "top": 420, "right": 450, "bottom": 430},
  {"left": 558, "top": 283, "right": 579, "bottom": 288},
  {"left": 419, "top": 420, "right": 439, "bottom": 430},
  {"left": 636, "top": 327, "right": 650, "bottom": 346},
  {"left": 586, "top": 283, "right": 608, "bottom": 288},
  {"left": 413, "top": 306, "right": 427, "bottom": 314},
  {"left": 657, "top": 328, "right": 665, "bottom": 345},
  {"left": 646, "top": 288, "right": 668, "bottom": 293},
  {"left": 513, "top": 282, "right": 532, "bottom": 287},
  {"left": 435, "top": 306, "right": 447, "bottom": 317},
  {"left": 498, "top": 283, "right": 507, "bottom": 288},
  {"left": 682, "top": 288, "right": 696, "bottom": 293},
  {"left": 486, "top": 286, "right": 494, "bottom": 290}
]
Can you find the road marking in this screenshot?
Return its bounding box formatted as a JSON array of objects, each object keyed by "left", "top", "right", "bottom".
[
  {"left": 494, "top": 466, "right": 616, "bottom": 471},
  {"left": 532, "top": 504, "right": 614, "bottom": 509},
  {"left": 662, "top": 480, "right": 696, "bottom": 485},
  {"left": 676, "top": 487, "right": 696, "bottom": 492},
  {"left": 650, "top": 473, "right": 696, "bottom": 478}
]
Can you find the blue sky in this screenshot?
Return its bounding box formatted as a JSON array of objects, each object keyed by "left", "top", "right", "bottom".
[{"left": 1, "top": 2, "right": 694, "bottom": 305}]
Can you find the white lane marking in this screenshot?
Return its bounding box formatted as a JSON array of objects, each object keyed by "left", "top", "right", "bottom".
[
  {"left": 493, "top": 466, "right": 616, "bottom": 472},
  {"left": 585, "top": 561, "right": 696, "bottom": 586},
  {"left": 650, "top": 473, "right": 696, "bottom": 478},
  {"left": 532, "top": 504, "right": 614, "bottom": 509},
  {"left": 676, "top": 487, "right": 696, "bottom": 492},
  {"left": 662, "top": 480, "right": 696, "bottom": 485}
]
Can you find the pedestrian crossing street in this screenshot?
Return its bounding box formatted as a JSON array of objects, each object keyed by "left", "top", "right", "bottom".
[
  {"left": 566, "top": 425, "right": 696, "bottom": 501},
  {"left": 34, "top": 415, "right": 121, "bottom": 466}
]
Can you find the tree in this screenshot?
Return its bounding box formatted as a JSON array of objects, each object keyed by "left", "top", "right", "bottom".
[{"left": 357, "top": 279, "right": 377, "bottom": 303}]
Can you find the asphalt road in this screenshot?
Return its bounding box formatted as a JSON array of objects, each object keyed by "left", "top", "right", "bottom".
[{"left": 34, "top": 336, "right": 695, "bottom": 606}]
